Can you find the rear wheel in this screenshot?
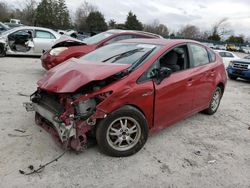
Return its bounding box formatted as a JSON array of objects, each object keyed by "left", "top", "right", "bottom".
[
  {"left": 228, "top": 74, "right": 237, "bottom": 80},
  {"left": 96, "top": 106, "right": 148, "bottom": 157},
  {"left": 0, "top": 43, "right": 6, "bottom": 57},
  {"left": 203, "top": 87, "right": 222, "bottom": 115}
]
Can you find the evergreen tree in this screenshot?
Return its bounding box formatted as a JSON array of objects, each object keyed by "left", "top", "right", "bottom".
[
  {"left": 56, "top": 0, "right": 71, "bottom": 29},
  {"left": 124, "top": 11, "right": 143, "bottom": 30},
  {"left": 36, "top": 0, "right": 55, "bottom": 28},
  {"left": 86, "top": 11, "right": 107, "bottom": 32},
  {"left": 36, "top": 0, "right": 71, "bottom": 29}
]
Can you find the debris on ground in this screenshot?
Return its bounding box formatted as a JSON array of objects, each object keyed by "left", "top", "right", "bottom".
[
  {"left": 19, "top": 151, "right": 66, "bottom": 175},
  {"left": 17, "top": 92, "right": 30, "bottom": 97},
  {"left": 194, "top": 150, "right": 202, "bottom": 156},
  {"left": 8, "top": 133, "right": 31, "bottom": 137},
  {"left": 14, "top": 129, "right": 26, "bottom": 133},
  {"left": 208, "top": 160, "right": 216, "bottom": 164}
]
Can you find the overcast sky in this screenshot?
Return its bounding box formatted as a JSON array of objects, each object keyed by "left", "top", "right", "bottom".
[{"left": 6, "top": 0, "right": 250, "bottom": 37}]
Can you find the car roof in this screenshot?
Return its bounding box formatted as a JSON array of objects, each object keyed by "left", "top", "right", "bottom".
[
  {"left": 3, "top": 26, "right": 61, "bottom": 37},
  {"left": 119, "top": 38, "right": 200, "bottom": 46},
  {"left": 214, "top": 50, "right": 231, "bottom": 53},
  {"left": 106, "top": 29, "right": 163, "bottom": 38}
]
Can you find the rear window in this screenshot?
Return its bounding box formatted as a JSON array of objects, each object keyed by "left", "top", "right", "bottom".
[{"left": 82, "top": 32, "right": 112, "bottom": 45}]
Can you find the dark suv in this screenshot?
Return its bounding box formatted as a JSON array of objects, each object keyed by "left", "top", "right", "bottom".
[{"left": 227, "top": 54, "right": 250, "bottom": 80}]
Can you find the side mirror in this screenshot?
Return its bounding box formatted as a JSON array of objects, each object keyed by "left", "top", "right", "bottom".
[{"left": 150, "top": 67, "right": 172, "bottom": 84}]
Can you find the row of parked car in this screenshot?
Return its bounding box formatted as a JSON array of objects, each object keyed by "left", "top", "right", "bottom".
[
  {"left": 202, "top": 42, "right": 250, "bottom": 54},
  {"left": 1, "top": 25, "right": 248, "bottom": 157}
]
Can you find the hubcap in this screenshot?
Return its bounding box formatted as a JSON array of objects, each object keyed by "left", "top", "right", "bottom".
[
  {"left": 211, "top": 89, "right": 221, "bottom": 111},
  {"left": 106, "top": 117, "right": 141, "bottom": 151}
]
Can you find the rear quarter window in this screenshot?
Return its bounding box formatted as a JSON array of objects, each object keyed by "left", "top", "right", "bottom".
[{"left": 207, "top": 49, "right": 216, "bottom": 62}]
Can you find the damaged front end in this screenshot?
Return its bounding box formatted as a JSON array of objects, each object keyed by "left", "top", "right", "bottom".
[{"left": 24, "top": 88, "right": 110, "bottom": 151}]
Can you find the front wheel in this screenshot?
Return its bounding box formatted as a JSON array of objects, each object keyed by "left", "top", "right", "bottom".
[
  {"left": 203, "top": 87, "right": 222, "bottom": 115},
  {"left": 96, "top": 106, "right": 148, "bottom": 157}
]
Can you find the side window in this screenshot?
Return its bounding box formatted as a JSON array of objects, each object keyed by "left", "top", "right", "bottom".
[
  {"left": 9, "top": 29, "right": 33, "bottom": 40},
  {"left": 138, "top": 45, "right": 189, "bottom": 83},
  {"left": 219, "top": 52, "right": 226, "bottom": 57},
  {"left": 105, "top": 35, "right": 134, "bottom": 45},
  {"left": 190, "top": 44, "right": 209, "bottom": 67},
  {"left": 35, "top": 30, "right": 55, "bottom": 39},
  {"left": 132, "top": 34, "right": 152, "bottom": 39},
  {"left": 225, "top": 52, "right": 234, "bottom": 57}
]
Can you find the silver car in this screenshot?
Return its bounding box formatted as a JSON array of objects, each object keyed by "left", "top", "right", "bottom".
[{"left": 0, "top": 26, "right": 61, "bottom": 57}]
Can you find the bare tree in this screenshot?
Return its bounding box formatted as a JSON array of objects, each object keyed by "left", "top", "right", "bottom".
[
  {"left": 144, "top": 19, "right": 169, "bottom": 37},
  {"left": 0, "top": 2, "right": 10, "bottom": 22},
  {"left": 177, "top": 25, "right": 200, "bottom": 39},
  {"left": 22, "top": 0, "right": 37, "bottom": 25},
  {"left": 75, "top": 1, "right": 97, "bottom": 31},
  {"left": 211, "top": 17, "right": 233, "bottom": 37}
]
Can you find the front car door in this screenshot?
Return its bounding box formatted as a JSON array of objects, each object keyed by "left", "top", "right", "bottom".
[{"left": 151, "top": 44, "right": 196, "bottom": 130}]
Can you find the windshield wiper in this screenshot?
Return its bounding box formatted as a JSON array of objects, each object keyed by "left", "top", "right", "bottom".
[
  {"left": 102, "top": 48, "right": 143, "bottom": 63},
  {"left": 128, "top": 47, "right": 156, "bottom": 72}
]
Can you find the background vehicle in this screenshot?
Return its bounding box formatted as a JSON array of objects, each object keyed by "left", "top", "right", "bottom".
[
  {"left": 214, "top": 50, "right": 240, "bottom": 67},
  {"left": 226, "top": 44, "right": 237, "bottom": 51},
  {"left": 227, "top": 54, "right": 250, "bottom": 80},
  {"left": 0, "top": 22, "right": 10, "bottom": 34},
  {"left": 214, "top": 44, "right": 226, "bottom": 50},
  {"left": 241, "top": 46, "right": 250, "bottom": 54},
  {"left": 0, "top": 26, "right": 61, "bottom": 57},
  {"left": 3, "top": 22, "right": 23, "bottom": 28},
  {"left": 41, "top": 29, "right": 163, "bottom": 70},
  {"left": 10, "top": 19, "right": 21, "bottom": 24},
  {"left": 25, "top": 39, "right": 227, "bottom": 157}
]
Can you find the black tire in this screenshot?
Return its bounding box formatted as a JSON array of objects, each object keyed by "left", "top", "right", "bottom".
[
  {"left": 96, "top": 105, "right": 148, "bottom": 157},
  {"left": 203, "top": 87, "right": 222, "bottom": 115},
  {"left": 0, "top": 43, "right": 6, "bottom": 57},
  {"left": 228, "top": 74, "right": 237, "bottom": 80}
]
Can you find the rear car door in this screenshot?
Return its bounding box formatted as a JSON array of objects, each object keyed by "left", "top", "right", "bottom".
[
  {"left": 152, "top": 44, "right": 196, "bottom": 128},
  {"left": 188, "top": 43, "right": 217, "bottom": 111},
  {"left": 33, "top": 30, "right": 57, "bottom": 54}
]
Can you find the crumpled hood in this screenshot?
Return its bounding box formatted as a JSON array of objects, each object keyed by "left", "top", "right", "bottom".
[
  {"left": 37, "top": 58, "right": 130, "bottom": 93},
  {"left": 52, "top": 35, "right": 86, "bottom": 48}
]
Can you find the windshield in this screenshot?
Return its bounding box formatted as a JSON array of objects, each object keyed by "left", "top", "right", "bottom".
[
  {"left": 244, "top": 55, "right": 250, "bottom": 59},
  {"left": 82, "top": 32, "right": 113, "bottom": 44},
  {"left": 0, "top": 27, "right": 17, "bottom": 36},
  {"left": 79, "top": 43, "right": 160, "bottom": 68}
]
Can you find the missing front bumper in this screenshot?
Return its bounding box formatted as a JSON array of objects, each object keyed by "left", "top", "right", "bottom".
[{"left": 23, "top": 102, "right": 76, "bottom": 142}]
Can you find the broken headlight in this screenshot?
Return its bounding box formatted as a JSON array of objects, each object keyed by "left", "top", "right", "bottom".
[{"left": 49, "top": 47, "right": 68, "bottom": 56}]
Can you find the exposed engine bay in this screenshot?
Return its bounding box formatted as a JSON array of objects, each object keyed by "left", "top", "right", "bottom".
[{"left": 24, "top": 73, "right": 126, "bottom": 151}]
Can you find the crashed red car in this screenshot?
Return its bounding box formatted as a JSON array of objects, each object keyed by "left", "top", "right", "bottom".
[
  {"left": 24, "top": 39, "right": 227, "bottom": 157},
  {"left": 41, "top": 29, "right": 162, "bottom": 70}
]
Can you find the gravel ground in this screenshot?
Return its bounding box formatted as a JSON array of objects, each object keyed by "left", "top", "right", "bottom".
[{"left": 0, "top": 54, "right": 250, "bottom": 188}]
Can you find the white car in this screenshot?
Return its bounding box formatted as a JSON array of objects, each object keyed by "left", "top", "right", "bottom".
[
  {"left": 242, "top": 47, "right": 250, "bottom": 54},
  {"left": 214, "top": 50, "right": 240, "bottom": 67},
  {"left": 0, "top": 26, "right": 61, "bottom": 57}
]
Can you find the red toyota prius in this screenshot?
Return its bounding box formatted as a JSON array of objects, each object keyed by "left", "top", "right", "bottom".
[
  {"left": 25, "top": 39, "right": 227, "bottom": 157},
  {"left": 41, "top": 29, "right": 162, "bottom": 70}
]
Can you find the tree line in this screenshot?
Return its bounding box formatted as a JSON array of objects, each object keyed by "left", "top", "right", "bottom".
[{"left": 0, "top": 0, "right": 248, "bottom": 44}]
